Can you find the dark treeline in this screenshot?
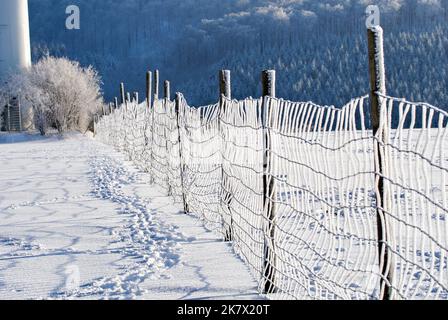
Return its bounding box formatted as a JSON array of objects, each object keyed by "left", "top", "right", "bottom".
[{"left": 29, "top": 0, "right": 447, "bottom": 108}]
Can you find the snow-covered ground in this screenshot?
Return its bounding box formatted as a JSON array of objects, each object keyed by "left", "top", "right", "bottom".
[{"left": 0, "top": 132, "right": 260, "bottom": 300}]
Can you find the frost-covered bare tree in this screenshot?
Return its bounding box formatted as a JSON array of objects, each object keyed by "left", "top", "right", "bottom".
[
  {"left": 0, "top": 71, "right": 40, "bottom": 132},
  {"left": 1, "top": 56, "right": 104, "bottom": 135},
  {"left": 31, "top": 56, "right": 104, "bottom": 133}
]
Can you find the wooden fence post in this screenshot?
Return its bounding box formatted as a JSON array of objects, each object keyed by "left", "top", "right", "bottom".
[
  {"left": 18, "top": 98, "right": 22, "bottom": 132},
  {"left": 219, "top": 70, "right": 233, "bottom": 242},
  {"left": 125, "top": 92, "right": 131, "bottom": 113},
  {"left": 148, "top": 71, "right": 159, "bottom": 185},
  {"left": 219, "top": 70, "right": 231, "bottom": 100},
  {"left": 261, "top": 69, "right": 276, "bottom": 294},
  {"left": 7, "top": 102, "right": 11, "bottom": 132},
  {"left": 175, "top": 93, "right": 188, "bottom": 213},
  {"left": 147, "top": 71, "right": 152, "bottom": 108},
  {"left": 165, "top": 124, "right": 172, "bottom": 197},
  {"left": 164, "top": 91, "right": 171, "bottom": 193},
  {"left": 154, "top": 70, "right": 160, "bottom": 101},
  {"left": 262, "top": 70, "right": 276, "bottom": 98},
  {"left": 367, "top": 26, "right": 393, "bottom": 300},
  {"left": 120, "top": 83, "right": 125, "bottom": 105},
  {"left": 164, "top": 80, "right": 171, "bottom": 101}
]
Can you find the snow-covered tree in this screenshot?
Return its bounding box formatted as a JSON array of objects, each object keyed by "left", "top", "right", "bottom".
[{"left": 1, "top": 56, "right": 104, "bottom": 135}]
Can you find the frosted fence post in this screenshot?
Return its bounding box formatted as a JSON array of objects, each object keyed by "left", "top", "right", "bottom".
[
  {"left": 154, "top": 70, "right": 160, "bottom": 101},
  {"left": 262, "top": 70, "right": 276, "bottom": 98},
  {"left": 114, "top": 97, "right": 118, "bottom": 110},
  {"left": 219, "top": 70, "right": 231, "bottom": 100},
  {"left": 219, "top": 70, "right": 233, "bottom": 242},
  {"left": 367, "top": 26, "right": 393, "bottom": 300},
  {"left": 175, "top": 93, "right": 188, "bottom": 213},
  {"left": 164, "top": 80, "right": 171, "bottom": 101},
  {"left": 120, "top": 83, "right": 125, "bottom": 105},
  {"left": 133, "top": 92, "right": 139, "bottom": 104},
  {"left": 7, "top": 102, "right": 11, "bottom": 132},
  {"left": 149, "top": 73, "right": 157, "bottom": 185},
  {"left": 146, "top": 71, "right": 153, "bottom": 182},
  {"left": 261, "top": 69, "right": 277, "bottom": 294},
  {"left": 146, "top": 71, "right": 152, "bottom": 108},
  {"left": 93, "top": 114, "right": 97, "bottom": 135},
  {"left": 125, "top": 92, "right": 131, "bottom": 113},
  {"left": 163, "top": 98, "right": 171, "bottom": 195},
  {"left": 18, "top": 98, "right": 22, "bottom": 132},
  {"left": 166, "top": 122, "right": 172, "bottom": 197}
]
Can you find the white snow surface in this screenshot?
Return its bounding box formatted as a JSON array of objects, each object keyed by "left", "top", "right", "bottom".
[{"left": 0, "top": 132, "right": 261, "bottom": 300}]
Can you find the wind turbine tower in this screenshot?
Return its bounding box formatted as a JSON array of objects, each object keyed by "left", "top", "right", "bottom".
[{"left": 0, "top": 0, "right": 32, "bottom": 131}]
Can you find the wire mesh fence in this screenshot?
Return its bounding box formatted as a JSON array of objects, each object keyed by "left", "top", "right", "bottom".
[
  {"left": 262, "top": 95, "right": 380, "bottom": 299},
  {"left": 94, "top": 90, "right": 448, "bottom": 300},
  {"left": 375, "top": 94, "right": 448, "bottom": 299}
]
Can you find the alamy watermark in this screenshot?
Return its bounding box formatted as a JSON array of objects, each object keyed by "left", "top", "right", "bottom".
[
  {"left": 66, "top": 5, "right": 80, "bottom": 30},
  {"left": 366, "top": 5, "right": 380, "bottom": 28},
  {"left": 64, "top": 264, "right": 81, "bottom": 293},
  {"left": 64, "top": 4, "right": 379, "bottom": 31}
]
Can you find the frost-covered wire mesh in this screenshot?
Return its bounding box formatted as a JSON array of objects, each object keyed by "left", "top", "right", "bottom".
[
  {"left": 376, "top": 94, "right": 448, "bottom": 300},
  {"left": 178, "top": 97, "right": 222, "bottom": 230},
  {"left": 150, "top": 99, "right": 171, "bottom": 191},
  {"left": 127, "top": 102, "right": 148, "bottom": 166},
  {"left": 261, "top": 96, "right": 381, "bottom": 299},
  {"left": 94, "top": 93, "right": 448, "bottom": 300},
  {"left": 220, "top": 97, "right": 265, "bottom": 280}
]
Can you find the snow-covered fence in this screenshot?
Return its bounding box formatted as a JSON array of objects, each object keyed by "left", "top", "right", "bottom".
[
  {"left": 94, "top": 93, "right": 448, "bottom": 300},
  {"left": 94, "top": 27, "right": 448, "bottom": 300},
  {"left": 374, "top": 93, "right": 448, "bottom": 300}
]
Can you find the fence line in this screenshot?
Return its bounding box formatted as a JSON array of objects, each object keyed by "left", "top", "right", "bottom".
[{"left": 94, "top": 27, "right": 448, "bottom": 300}]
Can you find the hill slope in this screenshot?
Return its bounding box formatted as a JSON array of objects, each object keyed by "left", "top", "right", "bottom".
[{"left": 28, "top": 0, "right": 447, "bottom": 107}]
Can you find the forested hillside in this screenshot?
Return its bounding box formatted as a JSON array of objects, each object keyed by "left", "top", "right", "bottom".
[{"left": 28, "top": 0, "right": 448, "bottom": 107}]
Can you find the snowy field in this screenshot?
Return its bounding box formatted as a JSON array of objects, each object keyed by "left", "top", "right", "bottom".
[{"left": 0, "top": 132, "right": 261, "bottom": 300}]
